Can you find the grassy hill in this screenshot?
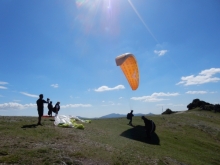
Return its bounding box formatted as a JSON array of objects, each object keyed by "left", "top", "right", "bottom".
[{"left": 0, "top": 109, "right": 220, "bottom": 165}]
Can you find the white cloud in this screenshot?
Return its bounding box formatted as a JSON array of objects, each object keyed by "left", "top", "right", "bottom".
[
  {"left": 0, "top": 102, "right": 91, "bottom": 111},
  {"left": 0, "top": 102, "right": 36, "bottom": 110},
  {"left": 61, "top": 104, "right": 92, "bottom": 108},
  {"left": 0, "top": 81, "right": 8, "bottom": 85},
  {"left": 0, "top": 81, "right": 8, "bottom": 89},
  {"left": 119, "top": 97, "right": 123, "bottom": 99},
  {"left": 177, "top": 68, "right": 220, "bottom": 86},
  {"left": 94, "top": 85, "right": 125, "bottom": 92},
  {"left": 186, "top": 91, "right": 207, "bottom": 94},
  {"left": 20, "top": 92, "right": 38, "bottom": 98},
  {"left": 51, "top": 84, "right": 59, "bottom": 88},
  {"left": 131, "top": 92, "right": 179, "bottom": 102},
  {"left": 151, "top": 92, "right": 179, "bottom": 97},
  {"left": 154, "top": 50, "right": 168, "bottom": 56}
]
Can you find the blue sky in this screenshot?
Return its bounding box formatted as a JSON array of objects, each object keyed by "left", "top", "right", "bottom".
[{"left": 0, "top": 0, "right": 220, "bottom": 118}]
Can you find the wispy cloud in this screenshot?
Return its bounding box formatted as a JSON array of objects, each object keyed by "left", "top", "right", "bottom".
[
  {"left": 119, "top": 97, "right": 123, "bottom": 99},
  {"left": 156, "top": 103, "right": 185, "bottom": 107},
  {"left": 61, "top": 104, "right": 92, "bottom": 108},
  {"left": 0, "top": 81, "right": 8, "bottom": 89},
  {"left": 13, "top": 100, "right": 21, "bottom": 102},
  {"left": 177, "top": 68, "right": 220, "bottom": 86},
  {"left": 173, "top": 104, "right": 185, "bottom": 107},
  {"left": 51, "top": 84, "right": 59, "bottom": 88},
  {"left": 0, "top": 81, "right": 8, "bottom": 85},
  {"left": 70, "top": 96, "right": 80, "bottom": 99},
  {"left": 20, "top": 92, "right": 38, "bottom": 98},
  {"left": 154, "top": 50, "right": 168, "bottom": 56},
  {"left": 0, "top": 102, "right": 36, "bottom": 110},
  {"left": 0, "top": 102, "right": 91, "bottom": 111},
  {"left": 94, "top": 85, "right": 125, "bottom": 92},
  {"left": 101, "top": 101, "right": 120, "bottom": 106},
  {"left": 186, "top": 91, "right": 207, "bottom": 94},
  {"left": 131, "top": 92, "right": 179, "bottom": 102}
]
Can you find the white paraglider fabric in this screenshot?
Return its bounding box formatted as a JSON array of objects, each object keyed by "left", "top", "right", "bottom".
[
  {"left": 54, "top": 115, "right": 91, "bottom": 129},
  {"left": 54, "top": 115, "right": 73, "bottom": 127}
]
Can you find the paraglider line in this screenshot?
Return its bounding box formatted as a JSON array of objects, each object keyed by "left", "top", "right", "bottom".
[
  {"left": 128, "top": 0, "right": 184, "bottom": 74},
  {"left": 127, "top": 0, "right": 159, "bottom": 44}
]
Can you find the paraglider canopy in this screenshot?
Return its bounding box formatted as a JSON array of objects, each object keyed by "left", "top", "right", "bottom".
[{"left": 115, "top": 53, "right": 139, "bottom": 90}]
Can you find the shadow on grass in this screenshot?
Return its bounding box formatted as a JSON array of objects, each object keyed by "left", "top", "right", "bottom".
[
  {"left": 120, "top": 125, "right": 160, "bottom": 145},
  {"left": 21, "top": 124, "right": 38, "bottom": 128},
  {"left": 49, "top": 119, "right": 55, "bottom": 121}
]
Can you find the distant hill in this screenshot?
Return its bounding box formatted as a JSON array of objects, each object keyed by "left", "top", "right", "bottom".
[{"left": 99, "top": 113, "right": 155, "bottom": 119}]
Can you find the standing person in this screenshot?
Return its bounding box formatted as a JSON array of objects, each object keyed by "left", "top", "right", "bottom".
[
  {"left": 36, "top": 94, "right": 48, "bottom": 125},
  {"left": 53, "top": 101, "right": 60, "bottom": 117},
  {"left": 127, "top": 110, "right": 134, "bottom": 126},
  {"left": 48, "top": 101, "right": 53, "bottom": 117},
  {"left": 141, "top": 116, "right": 156, "bottom": 140}
]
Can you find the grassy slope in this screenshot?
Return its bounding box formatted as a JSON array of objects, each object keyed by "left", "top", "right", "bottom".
[{"left": 0, "top": 109, "right": 220, "bottom": 165}]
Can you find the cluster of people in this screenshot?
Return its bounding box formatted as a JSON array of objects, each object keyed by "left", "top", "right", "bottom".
[
  {"left": 47, "top": 99, "right": 60, "bottom": 117},
  {"left": 127, "top": 110, "right": 156, "bottom": 140},
  {"left": 36, "top": 94, "right": 60, "bottom": 126}
]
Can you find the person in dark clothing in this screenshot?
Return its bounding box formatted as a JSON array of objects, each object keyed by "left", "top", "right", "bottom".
[
  {"left": 141, "top": 116, "right": 156, "bottom": 140},
  {"left": 36, "top": 94, "right": 48, "bottom": 125},
  {"left": 127, "top": 110, "right": 134, "bottom": 126},
  {"left": 53, "top": 101, "right": 60, "bottom": 117},
  {"left": 47, "top": 101, "right": 53, "bottom": 117}
]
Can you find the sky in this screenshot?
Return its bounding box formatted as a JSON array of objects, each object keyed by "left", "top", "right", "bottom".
[{"left": 0, "top": 0, "right": 220, "bottom": 118}]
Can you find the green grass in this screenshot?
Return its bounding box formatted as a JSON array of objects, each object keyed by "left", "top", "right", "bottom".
[{"left": 0, "top": 110, "right": 220, "bottom": 164}]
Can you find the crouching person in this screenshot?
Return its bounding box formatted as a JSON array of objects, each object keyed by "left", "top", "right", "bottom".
[{"left": 141, "top": 116, "right": 156, "bottom": 140}]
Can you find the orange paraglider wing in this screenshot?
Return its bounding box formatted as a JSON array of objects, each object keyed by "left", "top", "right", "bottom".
[{"left": 115, "top": 53, "right": 139, "bottom": 90}]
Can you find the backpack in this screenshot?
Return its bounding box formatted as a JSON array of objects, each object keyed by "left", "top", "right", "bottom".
[{"left": 127, "top": 113, "right": 131, "bottom": 119}]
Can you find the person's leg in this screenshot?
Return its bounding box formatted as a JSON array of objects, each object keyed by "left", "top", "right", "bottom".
[
  {"left": 38, "top": 116, "right": 41, "bottom": 124},
  {"left": 55, "top": 109, "right": 58, "bottom": 117},
  {"left": 38, "top": 109, "right": 43, "bottom": 125},
  {"left": 49, "top": 109, "right": 52, "bottom": 116},
  {"left": 37, "top": 109, "right": 40, "bottom": 124},
  {"left": 128, "top": 118, "right": 132, "bottom": 125}
]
